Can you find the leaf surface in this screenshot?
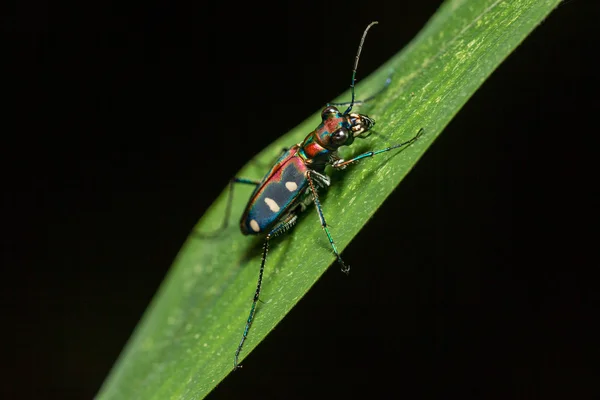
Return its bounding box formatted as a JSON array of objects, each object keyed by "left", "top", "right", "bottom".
[{"left": 97, "top": 1, "right": 561, "bottom": 398}]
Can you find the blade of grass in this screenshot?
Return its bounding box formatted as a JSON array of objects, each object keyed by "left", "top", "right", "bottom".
[{"left": 98, "top": 1, "right": 561, "bottom": 398}]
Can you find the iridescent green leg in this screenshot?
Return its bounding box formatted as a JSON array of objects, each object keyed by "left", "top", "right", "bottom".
[
  {"left": 306, "top": 170, "right": 349, "bottom": 274},
  {"left": 332, "top": 128, "right": 424, "bottom": 169},
  {"left": 234, "top": 213, "right": 298, "bottom": 370}
]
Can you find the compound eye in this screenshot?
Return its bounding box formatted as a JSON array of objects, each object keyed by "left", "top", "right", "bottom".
[
  {"left": 321, "top": 106, "right": 339, "bottom": 120},
  {"left": 331, "top": 127, "right": 349, "bottom": 145}
]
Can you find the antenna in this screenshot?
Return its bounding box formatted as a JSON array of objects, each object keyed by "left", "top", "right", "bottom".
[{"left": 344, "top": 21, "right": 379, "bottom": 115}]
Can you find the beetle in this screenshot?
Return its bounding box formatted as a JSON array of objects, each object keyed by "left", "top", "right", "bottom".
[{"left": 218, "top": 21, "right": 424, "bottom": 369}]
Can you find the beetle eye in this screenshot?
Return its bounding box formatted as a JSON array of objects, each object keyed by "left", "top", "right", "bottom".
[
  {"left": 331, "top": 127, "right": 349, "bottom": 145},
  {"left": 321, "top": 106, "right": 339, "bottom": 120}
]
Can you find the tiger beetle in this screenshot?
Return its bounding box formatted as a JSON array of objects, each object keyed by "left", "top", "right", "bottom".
[{"left": 215, "top": 21, "right": 423, "bottom": 370}]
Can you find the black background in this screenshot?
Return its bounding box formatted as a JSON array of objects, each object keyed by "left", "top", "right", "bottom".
[{"left": 4, "top": 0, "right": 599, "bottom": 399}]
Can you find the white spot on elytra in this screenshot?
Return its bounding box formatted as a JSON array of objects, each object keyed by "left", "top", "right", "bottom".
[
  {"left": 250, "top": 219, "right": 260, "bottom": 232},
  {"left": 264, "top": 197, "right": 280, "bottom": 212},
  {"left": 285, "top": 181, "right": 298, "bottom": 192}
]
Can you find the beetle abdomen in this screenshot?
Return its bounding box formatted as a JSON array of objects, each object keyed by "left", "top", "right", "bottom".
[{"left": 240, "top": 152, "right": 308, "bottom": 235}]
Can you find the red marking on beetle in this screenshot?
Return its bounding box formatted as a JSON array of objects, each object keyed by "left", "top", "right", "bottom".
[
  {"left": 304, "top": 141, "right": 327, "bottom": 159},
  {"left": 264, "top": 148, "right": 304, "bottom": 185},
  {"left": 263, "top": 147, "right": 298, "bottom": 182}
]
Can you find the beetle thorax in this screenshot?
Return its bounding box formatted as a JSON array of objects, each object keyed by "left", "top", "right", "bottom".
[
  {"left": 299, "top": 115, "right": 348, "bottom": 167},
  {"left": 299, "top": 131, "right": 331, "bottom": 168}
]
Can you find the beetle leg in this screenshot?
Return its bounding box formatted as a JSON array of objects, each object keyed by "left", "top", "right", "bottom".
[
  {"left": 306, "top": 170, "right": 349, "bottom": 274},
  {"left": 307, "top": 170, "right": 331, "bottom": 189},
  {"left": 234, "top": 213, "right": 298, "bottom": 370},
  {"left": 332, "top": 128, "right": 423, "bottom": 169}
]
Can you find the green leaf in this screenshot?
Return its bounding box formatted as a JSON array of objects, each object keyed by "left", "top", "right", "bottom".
[{"left": 98, "top": 1, "right": 560, "bottom": 398}]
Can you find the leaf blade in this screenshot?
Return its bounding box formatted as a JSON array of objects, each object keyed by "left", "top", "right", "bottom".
[{"left": 98, "top": 1, "right": 561, "bottom": 399}]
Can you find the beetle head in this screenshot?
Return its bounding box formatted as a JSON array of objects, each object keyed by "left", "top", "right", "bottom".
[{"left": 319, "top": 105, "right": 376, "bottom": 149}]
